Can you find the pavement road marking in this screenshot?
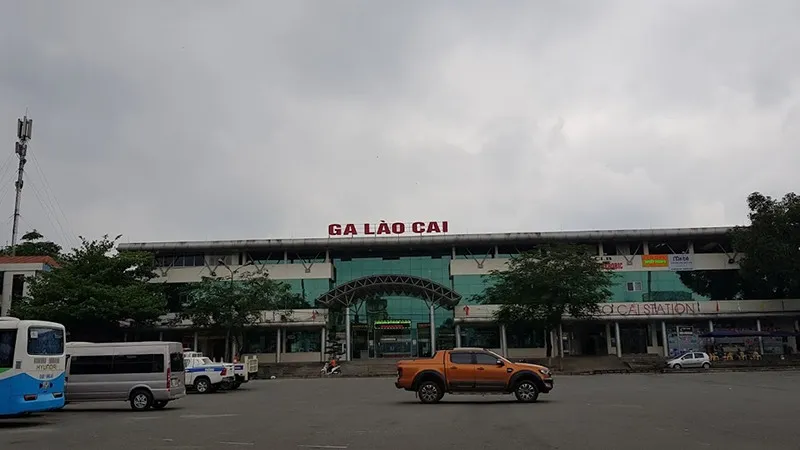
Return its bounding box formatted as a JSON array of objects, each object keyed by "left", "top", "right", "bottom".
[
  {"left": 297, "top": 446, "right": 348, "bottom": 449},
  {"left": 219, "top": 443, "right": 255, "bottom": 446},
  {"left": 180, "top": 413, "right": 239, "bottom": 419}
]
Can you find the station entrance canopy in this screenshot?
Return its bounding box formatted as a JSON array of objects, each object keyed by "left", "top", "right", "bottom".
[{"left": 314, "top": 274, "right": 462, "bottom": 309}]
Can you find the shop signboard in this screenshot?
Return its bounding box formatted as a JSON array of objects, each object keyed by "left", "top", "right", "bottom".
[
  {"left": 374, "top": 320, "right": 411, "bottom": 330},
  {"left": 668, "top": 254, "right": 694, "bottom": 271},
  {"left": 596, "top": 256, "right": 625, "bottom": 271},
  {"left": 641, "top": 254, "right": 669, "bottom": 268}
]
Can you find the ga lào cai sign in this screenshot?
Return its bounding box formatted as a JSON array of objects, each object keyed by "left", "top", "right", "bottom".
[
  {"left": 328, "top": 221, "right": 449, "bottom": 237},
  {"left": 595, "top": 302, "right": 700, "bottom": 317}
]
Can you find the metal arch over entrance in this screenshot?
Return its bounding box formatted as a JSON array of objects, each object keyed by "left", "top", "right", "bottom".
[
  {"left": 315, "top": 275, "right": 462, "bottom": 361},
  {"left": 315, "top": 274, "right": 462, "bottom": 309}
]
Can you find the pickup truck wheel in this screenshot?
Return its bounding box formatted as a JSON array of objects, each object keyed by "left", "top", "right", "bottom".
[
  {"left": 195, "top": 377, "right": 211, "bottom": 394},
  {"left": 417, "top": 381, "right": 443, "bottom": 404},
  {"left": 514, "top": 380, "right": 539, "bottom": 403}
]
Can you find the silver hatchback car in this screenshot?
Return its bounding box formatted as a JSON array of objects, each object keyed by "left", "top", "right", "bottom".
[{"left": 666, "top": 351, "right": 711, "bottom": 370}]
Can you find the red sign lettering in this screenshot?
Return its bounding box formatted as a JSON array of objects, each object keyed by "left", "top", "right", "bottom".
[
  {"left": 595, "top": 302, "right": 698, "bottom": 317},
  {"left": 603, "top": 262, "right": 624, "bottom": 270},
  {"left": 328, "top": 221, "right": 450, "bottom": 237}
]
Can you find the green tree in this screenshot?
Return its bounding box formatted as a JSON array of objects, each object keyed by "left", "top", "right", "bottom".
[
  {"left": 678, "top": 192, "right": 800, "bottom": 300},
  {"left": 182, "top": 270, "right": 308, "bottom": 361},
  {"left": 11, "top": 235, "right": 166, "bottom": 340},
  {"left": 1, "top": 229, "right": 63, "bottom": 260},
  {"left": 731, "top": 191, "right": 800, "bottom": 299},
  {"left": 474, "top": 244, "right": 615, "bottom": 358}
]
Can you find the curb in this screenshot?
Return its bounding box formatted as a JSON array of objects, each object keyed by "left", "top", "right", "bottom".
[{"left": 261, "top": 366, "right": 800, "bottom": 379}]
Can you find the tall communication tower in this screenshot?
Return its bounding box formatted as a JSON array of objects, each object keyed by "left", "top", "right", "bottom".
[{"left": 11, "top": 115, "right": 32, "bottom": 256}]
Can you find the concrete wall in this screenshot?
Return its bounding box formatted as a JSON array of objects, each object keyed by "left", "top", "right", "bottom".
[{"left": 0, "top": 266, "right": 45, "bottom": 316}]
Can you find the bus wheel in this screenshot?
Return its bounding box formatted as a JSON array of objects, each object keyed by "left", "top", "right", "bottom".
[{"left": 130, "top": 389, "right": 154, "bottom": 411}]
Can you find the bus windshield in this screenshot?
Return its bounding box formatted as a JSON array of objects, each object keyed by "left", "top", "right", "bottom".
[
  {"left": 0, "top": 330, "right": 15, "bottom": 368},
  {"left": 27, "top": 327, "right": 64, "bottom": 356}
]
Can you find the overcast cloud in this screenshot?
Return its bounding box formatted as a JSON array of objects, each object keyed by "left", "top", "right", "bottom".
[{"left": 1, "top": 0, "right": 799, "bottom": 248}]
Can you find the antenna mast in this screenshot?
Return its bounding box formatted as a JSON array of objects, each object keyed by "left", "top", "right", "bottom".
[{"left": 11, "top": 115, "right": 32, "bottom": 256}]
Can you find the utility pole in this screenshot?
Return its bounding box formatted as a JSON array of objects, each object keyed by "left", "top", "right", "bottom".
[{"left": 11, "top": 115, "right": 32, "bottom": 256}]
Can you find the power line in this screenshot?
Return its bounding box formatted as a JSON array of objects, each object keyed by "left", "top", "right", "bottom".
[
  {"left": 27, "top": 150, "right": 77, "bottom": 245},
  {"left": 23, "top": 171, "right": 75, "bottom": 249}
]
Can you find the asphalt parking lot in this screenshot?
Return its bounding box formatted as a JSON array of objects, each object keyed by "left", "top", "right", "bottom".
[{"left": 2, "top": 371, "right": 800, "bottom": 450}]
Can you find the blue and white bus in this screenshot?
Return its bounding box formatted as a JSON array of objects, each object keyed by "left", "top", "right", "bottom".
[{"left": 0, "top": 317, "right": 66, "bottom": 417}]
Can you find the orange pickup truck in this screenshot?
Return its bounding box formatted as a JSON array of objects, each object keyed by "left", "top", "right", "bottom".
[{"left": 395, "top": 347, "right": 553, "bottom": 404}]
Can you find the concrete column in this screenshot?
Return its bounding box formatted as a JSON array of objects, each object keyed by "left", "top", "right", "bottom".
[
  {"left": 708, "top": 319, "right": 715, "bottom": 348},
  {"left": 276, "top": 328, "right": 282, "bottom": 363},
  {"left": 558, "top": 323, "right": 565, "bottom": 357},
  {"left": 756, "top": 318, "right": 764, "bottom": 354},
  {"left": 123, "top": 332, "right": 128, "bottom": 342},
  {"left": 193, "top": 331, "right": 199, "bottom": 352},
  {"left": 0, "top": 273, "right": 12, "bottom": 316},
  {"left": 345, "top": 306, "right": 351, "bottom": 361},
  {"left": 455, "top": 324, "right": 462, "bottom": 347},
  {"left": 320, "top": 327, "right": 327, "bottom": 362},
  {"left": 500, "top": 324, "right": 508, "bottom": 357},
  {"left": 158, "top": 331, "right": 163, "bottom": 341},
  {"left": 614, "top": 322, "right": 621, "bottom": 357},
  {"left": 605, "top": 322, "right": 612, "bottom": 355},
  {"left": 661, "top": 321, "right": 669, "bottom": 357},
  {"left": 429, "top": 303, "right": 436, "bottom": 354}
]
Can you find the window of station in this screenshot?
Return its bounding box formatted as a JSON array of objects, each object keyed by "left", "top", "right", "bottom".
[
  {"left": 155, "top": 254, "right": 206, "bottom": 267},
  {"left": 495, "top": 244, "right": 541, "bottom": 258},
  {"left": 459, "top": 326, "right": 500, "bottom": 348},
  {"left": 453, "top": 246, "right": 495, "bottom": 260},
  {"left": 692, "top": 237, "right": 733, "bottom": 254},
  {"left": 243, "top": 330, "right": 278, "bottom": 354},
  {"left": 601, "top": 241, "right": 644, "bottom": 256},
  {"left": 244, "top": 252, "right": 285, "bottom": 265},
  {"left": 207, "top": 254, "right": 235, "bottom": 266},
  {"left": 285, "top": 330, "right": 322, "bottom": 353},
  {"left": 575, "top": 243, "right": 600, "bottom": 256},
  {"left": 648, "top": 240, "right": 690, "bottom": 254},
  {"left": 506, "top": 325, "right": 545, "bottom": 349},
  {"left": 288, "top": 252, "right": 327, "bottom": 264},
  {"left": 11, "top": 274, "right": 24, "bottom": 302}
]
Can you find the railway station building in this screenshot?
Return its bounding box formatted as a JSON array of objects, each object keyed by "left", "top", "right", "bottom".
[{"left": 117, "top": 223, "right": 800, "bottom": 363}]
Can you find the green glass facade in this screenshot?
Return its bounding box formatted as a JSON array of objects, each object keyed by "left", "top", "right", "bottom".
[
  {"left": 299, "top": 256, "right": 709, "bottom": 320},
  {"left": 331, "top": 256, "right": 454, "bottom": 327}
]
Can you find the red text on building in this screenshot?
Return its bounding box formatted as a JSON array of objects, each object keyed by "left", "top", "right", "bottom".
[
  {"left": 595, "top": 302, "right": 699, "bottom": 317},
  {"left": 328, "top": 221, "right": 449, "bottom": 237}
]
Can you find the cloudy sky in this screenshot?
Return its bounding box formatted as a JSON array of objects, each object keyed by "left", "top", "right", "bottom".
[{"left": 0, "top": 1, "right": 798, "bottom": 248}]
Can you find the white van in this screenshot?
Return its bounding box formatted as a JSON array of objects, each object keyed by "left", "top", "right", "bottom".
[{"left": 65, "top": 341, "right": 186, "bottom": 411}]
